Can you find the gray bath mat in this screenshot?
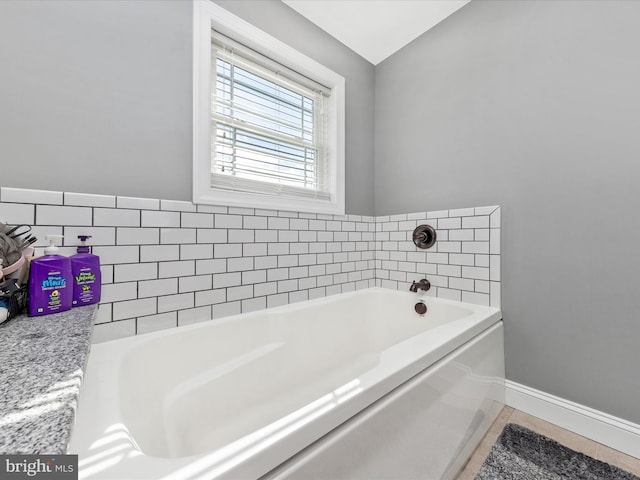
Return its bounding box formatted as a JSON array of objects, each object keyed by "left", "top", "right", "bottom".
[{"left": 475, "top": 423, "right": 640, "bottom": 480}]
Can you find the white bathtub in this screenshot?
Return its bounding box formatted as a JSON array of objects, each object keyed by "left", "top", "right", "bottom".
[{"left": 70, "top": 287, "right": 504, "bottom": 480}]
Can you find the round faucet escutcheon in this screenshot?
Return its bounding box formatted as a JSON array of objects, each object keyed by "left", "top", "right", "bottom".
[{"left": 413, "top": 224, "right": 437, "bottom": 249}]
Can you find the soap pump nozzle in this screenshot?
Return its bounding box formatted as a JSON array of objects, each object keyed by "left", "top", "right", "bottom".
[
  {"left": 77, "top": 235, "right": 92, "bottom": 254},
  {"left": 44, "top": 235, "right": 64, "bottom": 255}
]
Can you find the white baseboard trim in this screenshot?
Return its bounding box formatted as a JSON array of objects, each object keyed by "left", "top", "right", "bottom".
[{"left": 505, "top": 380, "right": 640, "bottom": 459}]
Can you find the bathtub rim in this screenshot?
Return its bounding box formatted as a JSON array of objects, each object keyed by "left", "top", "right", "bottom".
[{"left": 92, "top": 287, "right": 494, "bottom": 350}]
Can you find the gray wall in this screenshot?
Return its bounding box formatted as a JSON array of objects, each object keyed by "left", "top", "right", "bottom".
[
  {"left": 375, "top": 0, "right": 640, "bottom": 423},
  {"left": 0, "top": 0, "right": 375, "bottom": 215},
  {"left": 0, "top": 0, "right": 193, "bottom": 202}
]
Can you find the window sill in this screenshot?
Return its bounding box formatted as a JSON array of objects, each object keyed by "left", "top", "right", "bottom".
[{"left": 194, "top": 187, "right": 345, "bottom": 216}]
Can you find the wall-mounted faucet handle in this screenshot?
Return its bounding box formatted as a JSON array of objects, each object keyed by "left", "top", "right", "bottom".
[
  {"left": 413, "top": 225, "right": 437, "bottom": 249},
  {"left": 410, "top": 279, "right": 431, "bottom": 293}
]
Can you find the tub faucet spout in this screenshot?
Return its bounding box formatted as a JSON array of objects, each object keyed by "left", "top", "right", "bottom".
[{"left": 410, "top": 279, "right": 431, "bottom": 293}]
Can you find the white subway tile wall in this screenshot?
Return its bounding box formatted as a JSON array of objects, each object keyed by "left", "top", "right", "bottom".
[
  {"left": 374, "top": 206, "right": 501, "bottom": 307},
  {"left": 0, "top": 187, "right": 501, "bottom": 342}
]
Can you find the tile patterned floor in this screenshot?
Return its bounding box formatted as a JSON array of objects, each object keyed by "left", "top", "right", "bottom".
[{"left": 455, "top": 407, "right": 640, "bottom": 479}]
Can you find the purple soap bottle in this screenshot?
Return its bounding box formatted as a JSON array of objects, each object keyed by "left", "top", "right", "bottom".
[
  {"left": 28, "top": 235, "right": 73, "bottom": 316},
  {"left": 70, "top": 235, "right": 101, "bottom": 307}
]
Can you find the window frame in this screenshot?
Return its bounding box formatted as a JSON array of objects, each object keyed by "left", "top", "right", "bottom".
[{"left": 193, "top": 0, "right": 346, "bottom": 215}]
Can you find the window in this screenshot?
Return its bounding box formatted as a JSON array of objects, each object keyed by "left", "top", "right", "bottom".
[{"left": 193, "top": 1, "right": 345, "bottom": 214}]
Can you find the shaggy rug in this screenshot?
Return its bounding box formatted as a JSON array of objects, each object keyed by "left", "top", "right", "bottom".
[{"left": 475, "top": 423, "right": 640, "bottom": 480}]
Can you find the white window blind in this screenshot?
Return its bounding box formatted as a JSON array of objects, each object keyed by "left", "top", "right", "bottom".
[{"left": 211, "top": 32, "right": 331, "bottom": 201}]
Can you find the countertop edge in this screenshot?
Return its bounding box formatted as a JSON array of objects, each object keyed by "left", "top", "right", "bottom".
[{"left": 0, "top": 304, "right": 97, "bottom": 454}]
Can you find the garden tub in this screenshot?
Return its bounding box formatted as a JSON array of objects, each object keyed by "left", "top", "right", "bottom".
[{"left": 70, "top": 287, "right": 504, "bottom": 479}]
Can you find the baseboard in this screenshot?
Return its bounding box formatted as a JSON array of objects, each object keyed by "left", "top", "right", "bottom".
[{"left": 505, "top": 380, "right": 640, "bottom": 459}]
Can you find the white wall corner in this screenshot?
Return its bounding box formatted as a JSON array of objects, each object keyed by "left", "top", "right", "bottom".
[
  {"left": 505, "top": 380, "right": 640, "bottom": 459},
  {"left": 489, "top": 206, "right": 501, "bottom": 228}
]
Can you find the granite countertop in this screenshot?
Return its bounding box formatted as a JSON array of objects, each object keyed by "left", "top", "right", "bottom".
[{"left": 0, "top": 305, "right": 96, "bottom": 454}]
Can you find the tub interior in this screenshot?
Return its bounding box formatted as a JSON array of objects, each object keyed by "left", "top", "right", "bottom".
[{"left": 118, "top": 290, "right": 475, "bottom": 458}]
